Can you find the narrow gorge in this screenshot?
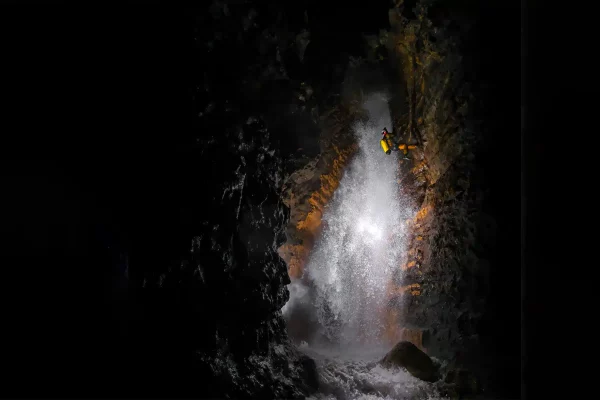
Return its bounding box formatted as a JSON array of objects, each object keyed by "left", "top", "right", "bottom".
[{"left": 2, "top": 1, "right": 518, "bottom": 399}]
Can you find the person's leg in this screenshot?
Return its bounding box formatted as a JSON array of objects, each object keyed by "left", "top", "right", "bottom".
[
  {"left": 397, "top": 143, "right": 410, "bottom": 159},
  {"left": 387, "top": 136, "right": 398, "bottom": 152}
]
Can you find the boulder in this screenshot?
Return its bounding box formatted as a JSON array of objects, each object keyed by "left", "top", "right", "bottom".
[
  {"left": 380, "top": 341, "right": 438, "bottom": 382},
  {"left": 298, "top": 354, "right": 320, "bottom": 393}
]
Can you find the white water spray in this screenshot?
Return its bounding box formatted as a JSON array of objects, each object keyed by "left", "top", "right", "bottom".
[
  {"left": 284, "top": 93, "right": 413, "bottom": 347},
  {"left": 283, "top": 93, "right": 446, "bottom": 399},
  {"left": 306, "top": 93, "right": 414, "bottom": 348}
]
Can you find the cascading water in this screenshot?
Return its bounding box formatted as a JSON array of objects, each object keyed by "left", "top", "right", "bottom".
[
  {"left": 283, "top": 93, "right": 448, "bottom": 399},
  {"left": 307, "top": 93, "right": 411, "bottom": 348}
]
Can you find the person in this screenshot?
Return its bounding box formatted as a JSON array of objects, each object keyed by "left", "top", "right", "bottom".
[{"left": 380, "top": 127, "right": 417, "bottom": 159}]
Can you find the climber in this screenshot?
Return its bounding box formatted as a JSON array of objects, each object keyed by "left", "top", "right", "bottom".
[{"left": 380, "top": 127, "right": 417, "bottom": 159}]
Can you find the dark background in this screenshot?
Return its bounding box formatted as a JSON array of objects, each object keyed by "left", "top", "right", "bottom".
[
  {"left": 522, "top": 2, "right": 596, "bottom": 399},
  {"left": 0, "top": 0, "right": 575, "bottom": 398},
  {"left": 0, "top": 1, "right": 394, "bottom": 395}
]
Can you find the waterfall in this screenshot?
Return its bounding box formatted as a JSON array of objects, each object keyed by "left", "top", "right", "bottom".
[{"left": 284, "top": 92, "right": 415, "bottom": 348}]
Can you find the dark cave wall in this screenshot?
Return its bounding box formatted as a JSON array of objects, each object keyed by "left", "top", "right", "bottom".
[
  {"left": 1, "top": 2, "right": 314, "bottom": 398},
  {"left": 379, "top": 0, "right": 519, "bottom": 396},
  {"left": 1, "top": 1, "right": 391, "bottom": 397}
]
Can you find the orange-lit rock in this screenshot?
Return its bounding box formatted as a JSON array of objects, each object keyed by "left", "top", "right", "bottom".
[
  {"left": 279, "top": 143, "right": 358, "bottom": 278},
  {"left": 398, "top": 283, "right": 421, "bottom": 295},
  {"left": 382, "top": 308, "right": 426, "bottom": 352},
  {"left": 404, "top": 260, "right": 417, "bottom": 270},
  {"left": 382, "top": 279, "right": 425, "bottom": 351},
  {"left": 411, "top": 161, "right": 428, "bottom": 176},
  {"left": 382, "top": 279, "right": 425, "bottom": 349},
  {"left": 277, "top": 244, "right": 309, "bottom": 280},
  {"left": 383, "top": 308, "right": 403, "bottom": 345},
  {"left": 399, "top": 328, "right": 426, "bottom": 352},
  {"left": 414, "top": 205, "right": 432, "bottom": 222}
]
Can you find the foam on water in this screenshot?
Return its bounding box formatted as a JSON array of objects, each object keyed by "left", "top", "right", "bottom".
[{"left": 301, "top": 344, "right": 447, "bottom": 400}]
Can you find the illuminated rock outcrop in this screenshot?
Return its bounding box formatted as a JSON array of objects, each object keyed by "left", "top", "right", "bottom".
[
  {"left": 376, "top": 1, "right": 518, "bottom": 396},
  {"left": 279, "top": 143, "right": 358, "bottom": 279}
]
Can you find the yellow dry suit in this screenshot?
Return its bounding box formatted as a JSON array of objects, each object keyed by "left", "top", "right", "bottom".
[{"left": 380, "top": 131, "right": 417, "bottom": 156}]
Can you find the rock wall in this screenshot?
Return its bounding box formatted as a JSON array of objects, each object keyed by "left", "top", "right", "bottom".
[
  {"left": 127, "top": 2, "right": 369, "bottom": 397},
  {"left": 379, "top": 0, "right": 519, "bottom": 397},
  {"left": 3, "top": 1, "right": 371, "bottom": 397},
  {"left": 278, "top": 109, "right": 359, "bottom": 279},
  {"left": 136, "top": 118, "right": 317, "bottom": 398}
]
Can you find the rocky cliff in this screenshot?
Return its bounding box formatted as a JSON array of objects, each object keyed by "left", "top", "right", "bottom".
[
  {"left": 1, "top": 1, "right": 359, "bottom": 397},
  {"left": 377, "top": 0, "right": 518, "bottom": 397},
  {"left": 133, "top": 115, "right": 319, "bottom": 398},
  {"left": 124, "top": 2, "right": 345, "bottom": 397}
]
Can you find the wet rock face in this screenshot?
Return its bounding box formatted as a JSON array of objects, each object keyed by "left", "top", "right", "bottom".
[
  {"left": 116, "top": 1, "right": 395, "bottom": 397},
  {"left": 131, "top": 119, "right": 319, "bottom": 398},
  {"left": 126, "top": 2, "right": 336, "bottom": 397},
  {"left": 279, "top": 141, "right": 358, "bottom": 279},
  {"left": 381, "top": 0, "right": 518, "bottom": 397}
]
